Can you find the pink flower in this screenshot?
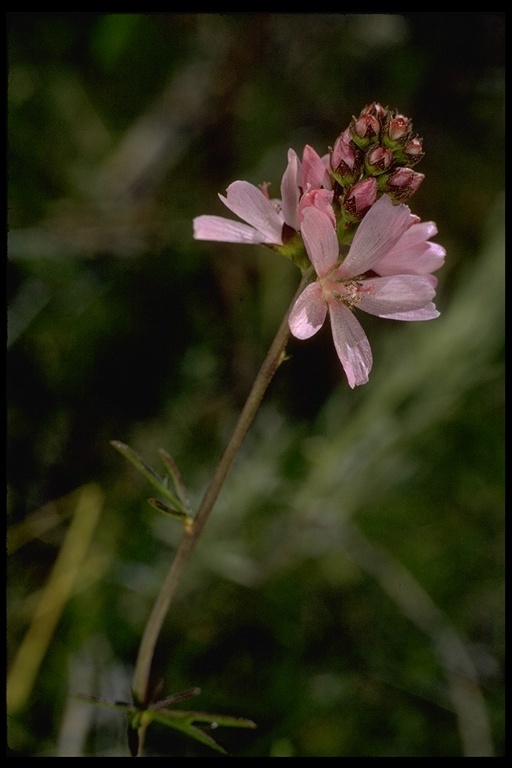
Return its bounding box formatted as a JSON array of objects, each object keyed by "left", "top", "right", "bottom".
[
  {"left": 288, "top": 195, "right": 442, "bottom": 388},
  {"left": 193, "top": 179, "right": 289, "bottom": 245},
  {"left": 193, "top": 145, "right": 331, "bottom": 246}
]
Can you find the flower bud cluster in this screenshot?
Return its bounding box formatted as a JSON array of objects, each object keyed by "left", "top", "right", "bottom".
[{"left": 330, "top": 103, "right": 425, "bottom": 231}]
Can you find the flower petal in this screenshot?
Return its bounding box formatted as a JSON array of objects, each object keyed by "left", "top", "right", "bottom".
[
  {"left": 375, "top": 220, "right": 446, "bottom": 276},
  {"left": 375, "top": 242, "right": 446, "bottom": 275},
  {"left": 219, "top": 181, "right": 284, "bottom": 244},
  {"left": 329, "top": 300, "right": 373, "bottom": 388},
  {"left": 302, "top": 145, "right": 332, "bottom": 191},
  {"left": 402, "top": 220, "right": 439, "bottom": 243},
  {"left": 299, "top": 188, "right": 335, "bottom": 226},
  {"left": 193, "top": 215, "right": 268, "bottom": 244},
  {"left": 356, "top": 275, "right": 437, "bottom": 317},
  {"left": 301, "top": 206, "right": 339, "bottom": 278},
  {"left": 377, "top": 304, "right": 440, "bottom": 321},
  {"left": 280, "top": 149, "right": 301, "bottom": 231},
  {"left": 338, "top": 194, "right": 411, "bottom": 278},
  {"left": 288, "top": 282, "right": 327, "bottom": 339}
]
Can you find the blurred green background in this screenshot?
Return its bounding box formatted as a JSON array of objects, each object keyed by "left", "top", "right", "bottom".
[{"left": 7, "top": 13, "right": 504, "bottom": 757}]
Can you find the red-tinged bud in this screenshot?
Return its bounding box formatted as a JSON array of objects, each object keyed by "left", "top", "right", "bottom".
[
  {"left": 350, "top": 113, "right": 381, "bottom": 149},
  {"left": 330, "top": 130, "right": 363, "bottom": 186},
  {"left": 379, "top": 167, "right": 424, "bottom": 202},
  {"left": 365, "top": 145, "right": 393, "bottom": 175},
  {"left": 361, "top": 102, "right": 389, "bottom": 122},
  {"left": 342, "top": 177, "right": 377, "bottom": 221},
  {"left": 387, "top": 114, "right": 412, "bottom": 142},
  {"left": 403, "top": 137, "right": 424, "bottom": 167}
]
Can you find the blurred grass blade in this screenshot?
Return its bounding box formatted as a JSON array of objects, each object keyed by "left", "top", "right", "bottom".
[
  {"left": 72, "top": 693, "right": 134, "bottom": 713},
  {"left": 7, "top": 485, "right": 105, "bottom": 715}
]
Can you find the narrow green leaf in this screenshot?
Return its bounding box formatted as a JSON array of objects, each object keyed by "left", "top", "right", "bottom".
[
  {"left": 73, "top": 692, "right": 255, "bottom": 755},
  {"left": 110, "top": 441, "right": 187, "bottom": 514},
  {"left": 158, "top": 448, "right": 191, "bottom": 512},
  {"left": 147, "top": 710, "right": 228, "bottom": 754},
  {"left": 147, "top": 497, "right": 189, "bottom": 521},
  {"left": 150, "top": 687, "right": 201, "bottom": 709},
  {"left": 181, "top": 712, "right": 257, "bottom": 730}
]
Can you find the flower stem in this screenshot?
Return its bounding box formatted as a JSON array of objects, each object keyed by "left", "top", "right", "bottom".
[{"left": 131, "top": 267, "right": 313, "bottom": 711}]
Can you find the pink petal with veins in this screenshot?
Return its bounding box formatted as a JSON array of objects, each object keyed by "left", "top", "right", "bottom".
[
  {"left": 357, "top": 275, "right": 437, "bottom": 317},
  {"left": 280, "top": 149, "right": 301, "bottom": 231},
  {"left": 377, "top": 304, "right": 440, "bottom": 321},
  {"left": 329, "top": 301, "right": 373, "bottom": 388},
  {"left": 301, "top": 206, "right": 339, "bottom": 277},
  {"left": 288, "top": 282, "right": 327, "bottom": 339},
  {"left": 375, "top": 220, "right": 446, "bottom": 275},
  {"left": 193, "top": 215, "right": 268, "bottom": 244},
  {"left": 302, "top": 145, "right": 332, "bottom": 191},
  {"left": 219, "top": 180, "right": 284, "bottom": 244},
  {"left": 338, "top": 194, "right": 411, "bottom": 278}
]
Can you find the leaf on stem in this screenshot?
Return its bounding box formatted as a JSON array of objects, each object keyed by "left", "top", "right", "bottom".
[
  {"left": 110, "top": 440, "right": 188, "bottom": 516},
  {"left": 147, "top": 497, "right": 189, "bottom": 521},
  {"left": 73, "top": 690, "right": 256, "bottom": 755},
  {"left": 148, "top": 708, "right": 257, "bottom": 754},
  {"left": 158, "top": 448, "right": 191, "bottom": 513}
]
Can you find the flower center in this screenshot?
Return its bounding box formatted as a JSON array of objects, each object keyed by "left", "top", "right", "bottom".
[{"left": 320, "top": 274, "right": 374, "bottom": 309}]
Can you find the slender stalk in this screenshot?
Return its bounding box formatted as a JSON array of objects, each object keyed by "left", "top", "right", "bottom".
[{"left": 131, "top": 268, "right": 313, "bottom": 711}]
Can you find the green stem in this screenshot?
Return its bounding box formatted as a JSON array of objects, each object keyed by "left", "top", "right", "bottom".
[{"left": 131, "top": 268, "right": 313, "bottom": 711}]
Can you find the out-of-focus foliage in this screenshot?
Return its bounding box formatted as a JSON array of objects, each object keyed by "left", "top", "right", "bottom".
[{"left": 7, "top": 13, "right": 504, "bottom": 757}]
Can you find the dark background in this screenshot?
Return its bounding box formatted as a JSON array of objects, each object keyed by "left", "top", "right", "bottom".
[{"left": 7, "top": 13, "right": 504, "bottom": 756}]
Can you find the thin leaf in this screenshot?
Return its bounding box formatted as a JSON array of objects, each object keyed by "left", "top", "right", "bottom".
[
  {"left": 147, "top": 497, "right": 190, "bottom": 521},
  {"left": 110, "top": 441, "right": 187, "bottom": 514},
  {"left": 147, "top": 710, "right": 228, "bottom": 754},
  {"left": 158, "top": 448, "right": 191, "bottom": 512},
  {"left": 148, "top": 708, "right": 255, "bottom": 752},
  {"left": 150, "top": 687, "right": 201, "bottom": 709},
  {"left": 176, "top": 711, "right": 257, "bottom": 730},
  {"left": 159, "top": 709, "right": 257, "bottom": 730},
  {"left": 73, "top": 692, "right": 256, "bottom": 755}
]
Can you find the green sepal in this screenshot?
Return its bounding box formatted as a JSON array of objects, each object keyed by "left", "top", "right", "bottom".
[{"left": 271, "top": 235, "right": 311, "bottom": 274}]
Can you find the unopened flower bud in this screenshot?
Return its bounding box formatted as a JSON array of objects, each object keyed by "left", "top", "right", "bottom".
[
  {"left": 403, "top": 137, "right": 424, "bottom": 167},
  {"left": 365, "top": 145, "right": 393, "bottom": 175},
  {"left": 342, "top": 177, "right": 377, "bottom": 221},
  {"left": 350, "top": 113, "right": 380, "bottom": 149},
  {"left": 387, "top": 114, "right": 412, "bottom": 142},
  {"left": 361, "top": 102, "right": 389, "bottom": 122},
  {"left": 330, "top": 129, "right": 362, "bottom": 185},
  {"left": 379, "top": 167, "right": 424, "bottom": 202}
]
